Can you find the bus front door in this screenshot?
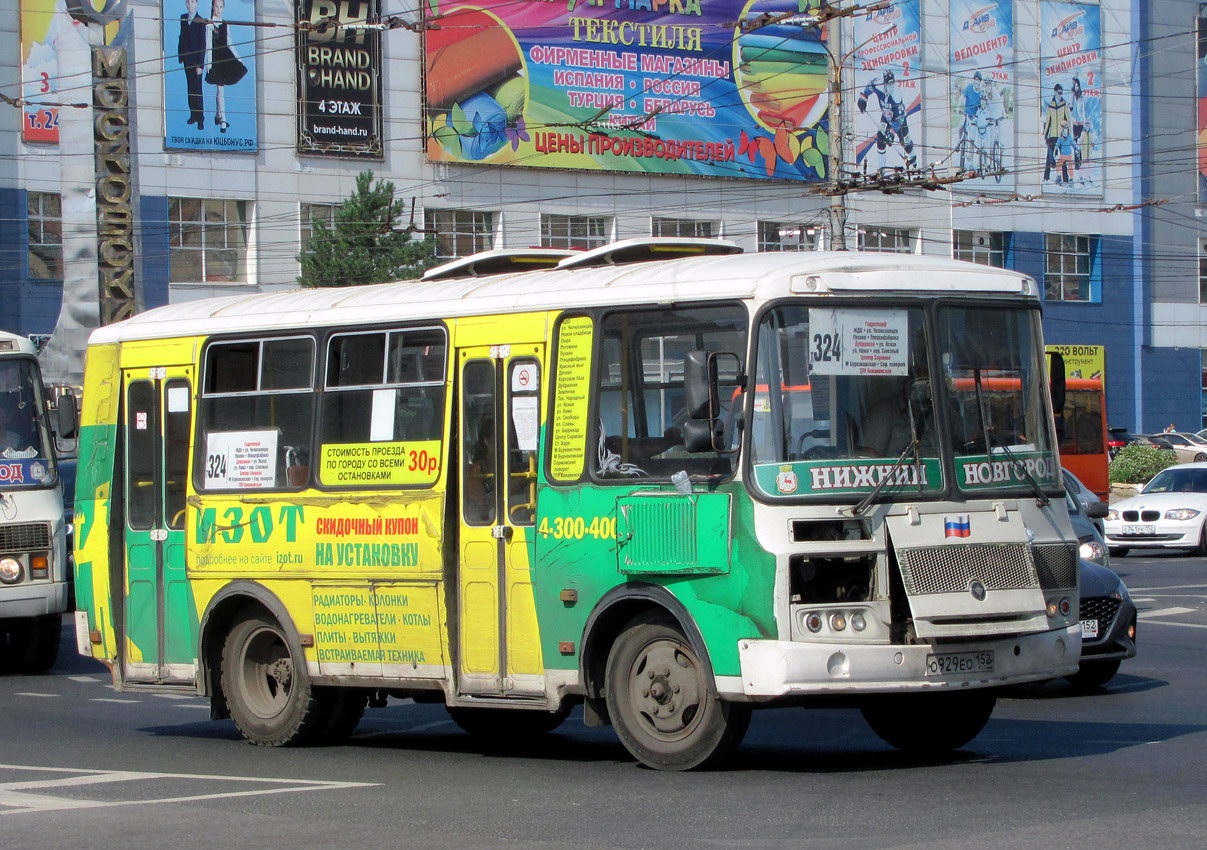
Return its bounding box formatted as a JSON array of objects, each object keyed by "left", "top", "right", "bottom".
[
  {"left": 121, "top": 367, "right": 197, "bottom": 684},
  {"left": 456, "top": 342, "right": 545, "bottom": 698}
]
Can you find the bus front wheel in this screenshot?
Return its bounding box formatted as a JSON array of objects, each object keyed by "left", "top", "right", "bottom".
[
  {"left": 604, "top": 619, "right": 750, "bottom": 771},
  {"left": 7, "top": 614, "right": 62, "bottom": 673},
  {"left": 860, "top": 689, "right": 996, "bottom": 753},
  {"left": 221, "top": 613, "right": 329, "bottom": 746}
]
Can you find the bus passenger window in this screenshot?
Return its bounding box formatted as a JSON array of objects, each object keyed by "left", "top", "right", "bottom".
[
  {"left": 320, "top": 327, "right": 447, "bottom": 488},
  {"left": 197, "top": 336, "right": 315, "bottom": 491},
  {"left": 462, "top": 361, "right": 495, "bottom": 525}
]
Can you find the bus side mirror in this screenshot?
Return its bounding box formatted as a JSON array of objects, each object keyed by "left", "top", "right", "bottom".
[
  {"left": 684, "top": 350, "right": 718, "bottom": 420},
  {"left": 683, "top": 351, "right": 741, "bottom": 453},
  {"left": 1048, "top": 351, "right": 1066, "bottom": 414},
  {"left": 53, "top": 388, "right": 78, "bottom": 440}
]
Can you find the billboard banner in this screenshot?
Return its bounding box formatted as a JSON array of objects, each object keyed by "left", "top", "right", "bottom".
[
  {"left": 163, "top": 0, "right": 258, "bottom": 151},
  {"left": 1198, "top": 11, "right": 1207, "bottom": 203},
  {"left": 20, "top": 0, "right": 65, "bottom": 144},
  {"left": 1039, "top": 1, "right": 1102, "bottom": 195},
  {"left": 296, "top": 0, "right": 383, "bottom": 157},
  {"left": 423, "top": 0, "right": 830, "bottom": 182},
  {"left": 949, "top": 0, "right": 1014, "bottom": 189},
  {"left": 852, "top": 0, "right": 922, "bottom": 174}
]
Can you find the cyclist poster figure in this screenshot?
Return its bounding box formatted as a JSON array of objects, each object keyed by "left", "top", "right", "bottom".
[
  {"left": 957, "top": 72, "right": 983, "bottom": 171},
  {"left": 857, "top": 70, "right": 918, "bottom": 174}
]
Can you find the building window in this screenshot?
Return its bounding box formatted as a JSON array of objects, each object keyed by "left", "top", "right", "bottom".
[
  {"left": 426, "top": 209, "right": 495, "bottom": 259},
  {"left": 758, "top": 221, "right": 819, "bottom": 252},
  {"left": 1044, "top": 233, "right": 1096, "bottom": 302},
  {"left": 652, "top": 217, "right": 717, "bottom": 239},
  {"left": 858, "top": 226, "right": 913, "bottom": 253},
  {"left": 541, "top": 214, "right": 610, "bottom": 250},
  {"left": 28, "top": 192, "right": 63, "bottom": 280},
  {"left": 300, "top": 203, "right": 338, "bottom": 255},
  {"left": 953, "top": 230, "right": 1009, "bottom": 267},
  {"left": 169, "top": 198, "right": 249, "bottom": 283}
]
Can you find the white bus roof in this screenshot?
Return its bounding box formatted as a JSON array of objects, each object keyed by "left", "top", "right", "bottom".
[
  {"left": 0, "top": 331, "right": 39, "bottom": 357},
  {"left": 88, "top": 251, "right": 1035, "bottom": 345}
]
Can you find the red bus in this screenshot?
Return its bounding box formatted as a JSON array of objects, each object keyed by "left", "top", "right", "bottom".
[{"left": 1056, "top": 379, "right": 1109, "bottom": 501}]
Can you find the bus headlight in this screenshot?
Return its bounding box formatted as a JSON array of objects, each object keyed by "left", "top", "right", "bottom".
[{"left": 0, "top": 557, "right": 24, "bottom": 584}]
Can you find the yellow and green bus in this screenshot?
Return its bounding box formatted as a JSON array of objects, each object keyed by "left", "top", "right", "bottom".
[{"left": 73, "top": 239, "right": 1081, "bottom": 769}]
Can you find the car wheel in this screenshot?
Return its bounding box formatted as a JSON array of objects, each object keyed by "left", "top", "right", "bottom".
[
  {"left": 1108, "top": 547, "right": 1129, "bottom": 558},
  {"left": 1195, "top": 453, "right": 1207, "bottom": 463},
  {"left": 1065, "top": 658, "right": 1122, "bottom": 690},
  {"left": 1195, "top": 524, "right": 1207, "bottom": 557}
]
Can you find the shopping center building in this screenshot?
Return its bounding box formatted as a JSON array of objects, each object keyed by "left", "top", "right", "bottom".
[{"left": 0, "top": 0, "right": 1196, "bottom": 428}]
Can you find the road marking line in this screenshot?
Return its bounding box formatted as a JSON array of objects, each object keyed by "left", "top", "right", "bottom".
[
  {"left": 151, "top": 693, "right": 193, "bottom": 700},
  {"left": 14, "top": 693, "right": 57, "bottom": 699},
  {"left": 89, "top": 698, "right": 140, "bottom": 704},
  {"left": 67, "top": 676, "right": 100, "bottom": 683},
  {"left": 175, "top": 704, "right": 209, "bottom": 709},
  {"left": 408, "top": 720, "right": 455, "bottom": 733},
  {"left": 1132, "top": 619, "right": 1207, "bottom": 630},
  {"left": 0, "top": 764, "right": 379, "bottom": 816},
  {"left": 1138, "top": 606, "right": 1195, "bottom": 618}
]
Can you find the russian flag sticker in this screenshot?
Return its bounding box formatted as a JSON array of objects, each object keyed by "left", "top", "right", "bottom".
[{"left": 944, "top": 515, "right": 971, "bottom": 538}]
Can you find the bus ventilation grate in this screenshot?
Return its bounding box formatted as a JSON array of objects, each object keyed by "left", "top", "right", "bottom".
[
  {"left": 897, "top": 543, "right": 1039, "bottom": 595},
  {"left": 0, "top": 522, "right": 53, "bottom": 554}
]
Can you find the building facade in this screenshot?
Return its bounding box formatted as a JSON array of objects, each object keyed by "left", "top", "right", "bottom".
[{"left": 0, "top": 0, "right": 1172, "bottom": 430}]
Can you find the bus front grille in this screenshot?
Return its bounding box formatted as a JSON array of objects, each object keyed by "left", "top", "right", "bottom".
[
  {"left": 1032, "top": 543, "right": 1078, "bottom": 590},
  {"left": 0, "top": 522, "right": 53, "bottom": 554},
  {"left": 897, "top": 543, "right": 1038, "bottom": 595}
]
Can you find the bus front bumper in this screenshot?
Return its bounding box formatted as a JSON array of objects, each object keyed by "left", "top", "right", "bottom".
[
  {"left": 733, "top": 625, "right": 1081, "bottom": 697},
  {"left": 0, "top": 581, "right": 69, "bottom": 619}
]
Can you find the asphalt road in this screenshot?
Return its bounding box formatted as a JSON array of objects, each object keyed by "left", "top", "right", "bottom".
[{"left": 2, "top": 551, "right": 1205, "bottom": 849}]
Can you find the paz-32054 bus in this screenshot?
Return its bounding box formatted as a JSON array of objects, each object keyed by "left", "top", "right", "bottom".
[{"left": 73, "top": 240, "right": 1080, "bottom": 769}]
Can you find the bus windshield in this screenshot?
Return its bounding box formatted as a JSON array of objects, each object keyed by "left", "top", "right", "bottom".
[
  {"left": 937, "top": 305, "right": 1058, "bottom": 494},
  {"left": 750, "top": 304, "right": 942, "bottom": 498},
  {"left": 0, "top": 358, "right": 55, "bottom": 488},
  {"left": 749, "top": 303, "right": 1057, "bottom": 499}
]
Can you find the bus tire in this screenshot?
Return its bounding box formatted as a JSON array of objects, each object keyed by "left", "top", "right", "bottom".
[
  {"left": 10, "top": 614, "right": 62, "bottom": 673},
  {"left": 860, "top": 689, "right": 996, "bottom": 753},
  {"left": 448, "top": 705, "right": 570, "bottom": 738},
  {"left": 604, "top": 619, "right": 750, "bottom": 771},
  {"left": 221, "top": 613, "right": 328, "bottom": 747}
]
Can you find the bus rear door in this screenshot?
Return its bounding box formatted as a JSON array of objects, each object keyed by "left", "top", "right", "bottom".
[
  {"left": 120, "top": 358, "right": 197, "bottom": 684},
  {"left": 455, "top": 318, "right": 546, "bottom": 699}
]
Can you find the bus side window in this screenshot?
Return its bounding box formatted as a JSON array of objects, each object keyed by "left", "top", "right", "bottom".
[{"left": 197, "top": 336, "right": 316, "bottom": 491}]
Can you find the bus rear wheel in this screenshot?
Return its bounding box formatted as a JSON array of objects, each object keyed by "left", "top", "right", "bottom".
[
  {"left": 221, "top": 613, "right": 330, "bottom": 746},
  {"left": 860, "top": 689, "right": 996, "bottom": 753},
  {"left": 604, "top": 619, "right": 750, "bottom": 771}
]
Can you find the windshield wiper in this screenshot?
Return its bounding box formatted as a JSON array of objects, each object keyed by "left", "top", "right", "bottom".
[
  {"left": 851, "top": 439, "right": 923, "bottom": 515},
  {"left": 852, "top": 381, "right": 927, "bottom": 515},
  {"left": 985, "top": 429, "right": 1050, "bottom": 507}
]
